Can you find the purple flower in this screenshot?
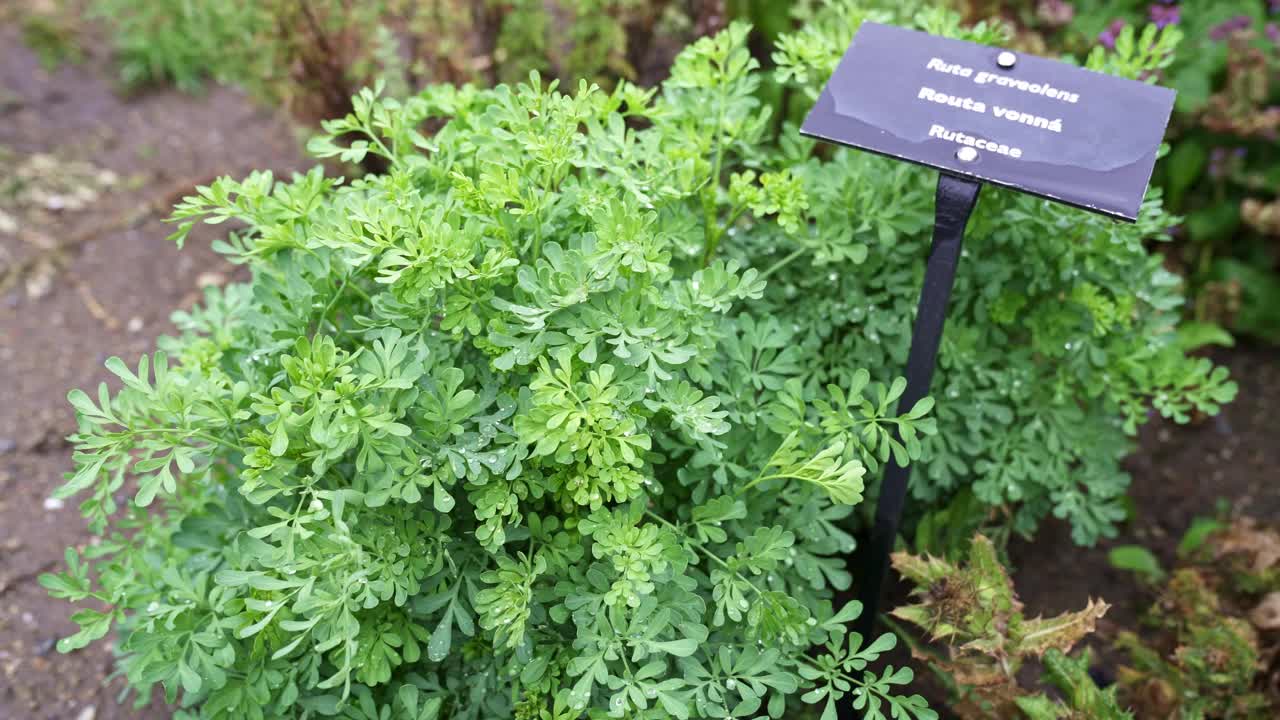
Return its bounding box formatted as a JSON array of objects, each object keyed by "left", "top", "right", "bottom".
[
  {"left": 1271, "top": 0, "right": 1280, "bottom": 14},
  {"left": 1149, "top": 4, "right": 1180, "bottom": 28},
  {"left": 1208, "top": 147, "right": 1227, "bottom": 179},
  {"left": 1098, "top": 19, "right": 1127, "bottom": 49},
  {"left": 1209, "top": 15, "right": 1253, "bottom": 41},
  {"left": 1268, "top": 22, "right": 1280, "bottom": 43}
]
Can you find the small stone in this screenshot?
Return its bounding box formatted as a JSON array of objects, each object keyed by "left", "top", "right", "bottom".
[
  {"left": 1213, "top": 415, "right": 1233, "bottom": 436},
  {"left": 127, "top": 316, "right": 144, "bottom": 333},
  {"left": 196, "top": 272, "right": 228, "bottom": 288},
  {"left": 0, "top": 438, "right": 14, "bottom": 455},
  {"left": 1250, "top": 592, "right": 1280, "bottom": 630},
  {"left": 24, "top": 261, "right": 55, "bottom": 299},
  {"left": 75, "top": 706, "right": 97, "bottom": 720},
  {"left": 43, "top": 497, "right": 64, "bottom": 511}
]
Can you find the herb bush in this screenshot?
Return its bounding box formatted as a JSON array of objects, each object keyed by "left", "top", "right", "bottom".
[
  {"left": 45, "top": 22, "right": 940, "bottom": 720},
  {"left": 46, "top": 4, "right": 1239, "bottom": 719}
]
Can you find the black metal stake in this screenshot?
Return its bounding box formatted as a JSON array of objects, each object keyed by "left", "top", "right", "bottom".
[{"left": 853, "top": 172, "right": 982, "bottom": 644}]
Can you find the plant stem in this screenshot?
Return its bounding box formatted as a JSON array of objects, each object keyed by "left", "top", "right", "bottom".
[
  {"left": 760, "top": 247, "right": 806, "bottom": 280},
  {"left": 129, "top": 427, "right": 244, "bottom": 454},
  {"left": 314, "top": 260, "right": 372, "bottom": 337},
  {"left": 643, "top": 510, "right": 765, "bottom": 597},
  {"left": 737, "top": 472, "right": 790, "bottom": 494},
  {"left": 315, "top": 274, "right": 353, "bottom": 337},
  {"left": 701, "top": 74, "right": 731, "bottom": 266}
]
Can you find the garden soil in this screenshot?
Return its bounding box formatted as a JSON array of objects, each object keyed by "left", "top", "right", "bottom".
[
  {"left": 2, "top": 19, "right": 1277, "bottom": 720},
  {"left": 1008, "top": 343, "right": 1280, "bottom": 690},
  {"left": 0, "top": 24, "right": 305, "bottom": 720}
]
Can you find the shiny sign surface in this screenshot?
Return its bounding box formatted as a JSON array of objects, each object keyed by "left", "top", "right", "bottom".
[{"left": 801, "top": 22, "right": 1175, "bottom": 221}]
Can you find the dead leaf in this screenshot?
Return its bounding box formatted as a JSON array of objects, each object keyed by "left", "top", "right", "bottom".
[
  {"left": 1212, "top": 518, "right": 1280, "bottom": 573},
  {"left": 1016, "top": 598, "right": 1110, "bottom": 657},
  {"left": 70, "top": 273, "right": 120, "bottom": 330}
]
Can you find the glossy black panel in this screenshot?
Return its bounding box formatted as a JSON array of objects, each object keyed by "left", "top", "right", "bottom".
[{"left": 801, "top": 22, "right": 1175, "bottom": 222}]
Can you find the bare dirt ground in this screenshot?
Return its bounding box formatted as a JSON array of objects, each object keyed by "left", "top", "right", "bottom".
[
  {"left": 1010, "top": 344, "right": 1280, "bottom": 681},
  {"left": 0, "top": 23, "right": 304, "bottom": 720}
]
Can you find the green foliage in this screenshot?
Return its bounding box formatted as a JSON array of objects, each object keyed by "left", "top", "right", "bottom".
[
  {"left": 19, "top": 9, "right": 84, "bottom": 71},
  {"left": 992, "top": 0, "right": 1280, "bottom": 342},
  {"left": 912, "top": 489, "right": 999, "bottom": 561},
  {"left": 1116, "top": 569, "right": 1274, "bottom": 719},
  {"left": 768, "top": 4, "right": 1236, "bottom": 545},
  {"left": 774, "top": 1, "right": 1006, "bottom": 96},
  {"left": 45, "top": 6, "right": 1246, "bottom": 715},
  {"left": 44, "top": 25, "right": 942, "bottom": 720},
  {"left": 1112, "top": 516, "right": 1280, "bottom": 718},
  {"left": 1014, "top": 649, "right": 1131, "bottom": 720},
  {"left": 1081, "top": 21, "right": 1183, "bottom": 79},
  {"left": 891, "top": 535, "right": 1123, "bottom": 719},
  {"left": 89, "top": 0, "right": 697, "bottom": 118},
  {"left": 1107, "top": 545, "right": 1166, "bottom": 584}
]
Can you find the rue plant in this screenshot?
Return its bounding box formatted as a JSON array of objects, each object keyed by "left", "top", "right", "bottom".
[
  {"left": 44, "top": 23, "right": 935, "bottom": 720},
  {"left": 45, "top": 5, "right": 1242, "bottom": 718}
]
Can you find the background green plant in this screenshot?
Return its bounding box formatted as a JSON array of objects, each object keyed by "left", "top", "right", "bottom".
[
  {"left": 85, "top": 0, "right": 708, "bottom": 121},
  {"left": 1109, "top": 516, "right": 1280, "bottom": 718},
  {"left": 895, "top": 519, "right": 1280, "bottom": 719}
]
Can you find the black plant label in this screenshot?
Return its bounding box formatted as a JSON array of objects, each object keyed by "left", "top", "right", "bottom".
[{"left": 802, "top": 22, "right": 1175, "bottom": 221}]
